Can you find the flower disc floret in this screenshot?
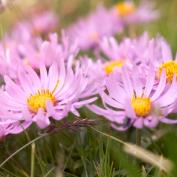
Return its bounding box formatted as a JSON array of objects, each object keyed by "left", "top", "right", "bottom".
[
  {"left": 131, "top": 97, "right": 151, "bottom": 117},
  {"left": 104, "top": 60, "right": 124, "bottom": 74},
  {"left": 116, "top": 2, "right": 135, "bottom": 16},
  {"left": 27, "top": 90, "right": 56, "bottom": 113},
  {"left": 158, "top": 60, "right": 177, "bottom": 83}
]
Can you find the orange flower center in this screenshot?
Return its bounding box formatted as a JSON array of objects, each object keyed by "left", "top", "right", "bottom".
[
  {"left": 131, "top": 97, "right": 151, "bottom": 117},
  {"left": 158, "top": 60, "right": 177, "bottom": 83},
  {"left": 27, "top": 90, "right": 56, "bottom": 113},
  {"left": 104, "top": 60, "right": 124, "bottom": 74},
  {"left": 116, "top": 2, "right": 135, "bottom": 16},
  {"left": 27, "top": 80, "right": 59, "bottom": 113}
]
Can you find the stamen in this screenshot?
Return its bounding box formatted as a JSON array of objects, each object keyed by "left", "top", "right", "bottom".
[
  {"left": 27, "top": 90, "right": 56, "bottom": 113},
  {"left": 116, "top": 2, "right": 135, "bottom": 16},
  {"left": 104, "top": 60, "right": 124, "bottom": 74},
  {"left": 131, "top": 97, "right": 151, "bottom": 117},
  {"left": 158, "top": 60, "right": 177, "bottom": 83}
]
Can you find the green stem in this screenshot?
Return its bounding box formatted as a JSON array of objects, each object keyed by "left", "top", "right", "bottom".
[
  {"left": 30, "top": 143, "right": 35, "bottom": 177},
  {"left": 136, "top": 129, "right": 141, "bottom": 146}
]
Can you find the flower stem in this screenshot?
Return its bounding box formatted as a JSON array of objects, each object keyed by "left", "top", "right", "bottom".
[
  {"left": 30, "top": 143, "right": 35, "bottom": 177},
  {"left": 136, "top": 129, "right": 141, "bottom": 146}
]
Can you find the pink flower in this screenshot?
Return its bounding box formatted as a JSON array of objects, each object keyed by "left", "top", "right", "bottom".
[
  {"left": 66, "top": 6, "right": 122, "bottom": 50},
  {"left": 88, "top": 68, "right": 177, "bottom": 130},
  {"left": 0, "top": 42, "right": 22, "bottom": 79},
  {"left": 0, "top": 93, "right": 31, "bottom": 138},
  {"left": 0, "top": 59, "right": 97, "bottom": 129},
  {"left": 31, "top": 11, "right": 58, "bottom": 35},
  {"left": 99, "top": 36, "right": 135, "bottom": 74},
  {"left": 0, "top": 121, "right": 31, "bottom": 138},
  {"left": 112, "top": 1, "right": 159, "bottom": 25},
  {"left": 0, "top": 33, "right": 79, "bottom": 79},
  {"left": 10, "top": 10, "right": 58, "bottom": 40},
  {"left": 21, "top": 33, "right": 79, "bottom": 69},
  {"left": 98, "top": 33, "right": 174, "bottom": 77},
  {"left": 76, "top": 56, "right": 106, "bottom": 93}
]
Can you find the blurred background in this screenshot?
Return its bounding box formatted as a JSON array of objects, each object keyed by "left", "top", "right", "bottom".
[{"left": 1, "top": 0, "right": 177, "bottom": 52}]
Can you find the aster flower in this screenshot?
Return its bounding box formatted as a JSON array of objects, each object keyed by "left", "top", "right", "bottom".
[
  {"left": 0, "top": 42, "right": 22, "bottom": 79},
  {"left": 0, "top": 32, "right": 79, "bottom": 79},
  {"left": 31, "top": 11, "right": 58, "bottom": 35},
  {"left": 0, "top": 10, "right": 59, "bottom": 66},
  {"left": 112, "top": 0, "right": 159, "bottom": 25},
  {"left": 20, "top": 32, "right": 79, "bottom": 69},
  {"left": 0, "top": 59, "right": 97, "bottom": 129},
  {"left": 8, "top": 21, "right": 33, "bottom": 43},
  {"left": 147, "top": 37, "right": 177, "bottom": 83},
  {"left": 75, "top": 35, "right": 150, "bottom": 87},
  {"left": 76, "top": 56, "right": 106, "bottom": 90},
  {"left": 0, "top": 92, "right": 31, "bottom": 138},
  {"left": 0, "top": 120, "right": 31, "bottom": 138},
  {"left": 99, "top": 36, "right": 135, "bottom": 75},
  {"left": 98, "top": 33, "right": 172, "bottom": 77},
  {"left": 10, "top": 10, "right": 58, "bottom": 40},
  {"left": 88, "top": 68, "right": 177, "bottom": 130},
  {"left": 97, "top": 33, "right": 155, "bottom": 76},
  {"left": 0, "top": 35, "right": 40, "bottom": 79},
  {"left": 124, "top": 34, "right": 177, "bottom": 83},
  {"left": 66, "top": 6, "right": 122, "bottom": 50}
]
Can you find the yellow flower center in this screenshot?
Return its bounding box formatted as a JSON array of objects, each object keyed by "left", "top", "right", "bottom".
[
  {"left": 158, "top": 60, "right": 177, "bottom": 83},
  {"left": 27, "top": 90, "right": 56, "bottom": 113},
  {"left": 116, "top": 2, "right": 135, "bottom": 16},
  {"left": 27, "top": 90, "right": 57, "bottom": 113},
  {"left": 104, "top": 60, "right": 124, "bottom": 74},
  {"left": 131, "top": 97, "right": 151, "bottom": 117}
]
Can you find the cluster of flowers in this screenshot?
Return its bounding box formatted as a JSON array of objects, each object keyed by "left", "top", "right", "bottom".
[
  {"left": 67, "top": 0, "right": 158, "bottom": 50},
  {"left": 0, "top": 1, "right": 175, "bottom": 138}
]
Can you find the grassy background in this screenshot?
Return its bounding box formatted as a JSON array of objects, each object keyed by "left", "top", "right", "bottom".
[{"left": 0, "top": 0, "right": 177, "bottom": 177}]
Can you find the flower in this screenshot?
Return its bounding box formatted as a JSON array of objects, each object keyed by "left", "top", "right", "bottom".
[
  {"left": 74, "top": 34, "right": 155, "bottom": 88},
  {"left": 99, "top": 36, "right": 135, "bottom": 74},
  {"left": 0, "top": 42, "right": 22, "bottom": 79},
  {"left": 20, "top": 32, "right": 79, "bottom": 69},
  {"left": 88, "top": 68, "right": 177, "bottom": 130},
  {"left": 0, "top": 121, "right": 31, "bottom": 138},
  {"left": 10, "top": 10, "right": 58, "bottom": 39},
  {"left": 66, "top": 6, "right": 122, "bottom": 50},
  {"left": 0, "top": 10, "right": 59, "bottom": 75},
  {"left": 148, "top": 37, "right": 177, "bottom": 83},
  {"left": 0, "top": 91, "right": 32, "bottom": 138},
  {"left": 98, "top": 33, "right": 155, "bottom": 76},
  {"left": 99, "top": 33, "right": 176, "bottom": 78},
  {"left": 0, "top": 59, "right": 97, "bottom": 129},
  {"left": 31, "top": 11, "right": 58, "bottom": 35},
  {"left": 77, "top": 56, "right": 106, "bottom": 90},
  {"left": 115, "top": 1, "right": 136, "bottom": 17},
  {"left": 0, "top": 32, "right": 79, "bottom": 79},
  {"left": 112, "top": 1, "right": 159, "bottom": 25}
]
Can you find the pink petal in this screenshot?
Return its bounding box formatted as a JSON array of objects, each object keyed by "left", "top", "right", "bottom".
[
  {"left": 144, "top": 116, "right": 159, "bottom": 128},
  {"left": 34, "top": 109, "right": 50, "bottom": 129},
  {"left": 133, "top": 118, "right": 144, "bottom": 129},
  {"left": 151, "top": 70, "right": 166, "bottom": 101},
  {"left": 160, "top": 117, "right": 177, "bottom": 124},
  {"left": 122, "top": 68, "right": 133, "bottom": 97},
  {"left": 155, "top": 75, "right": 177, "bottom": 107},
  {"left": 143, "top": 69, "right": 155, "bottom": 97},
  {"left": 48, "top": 63, "right": 59, "bottom": 92},
  {"left": 40, "top": 64, "right": 48, "bottom": 89}
]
